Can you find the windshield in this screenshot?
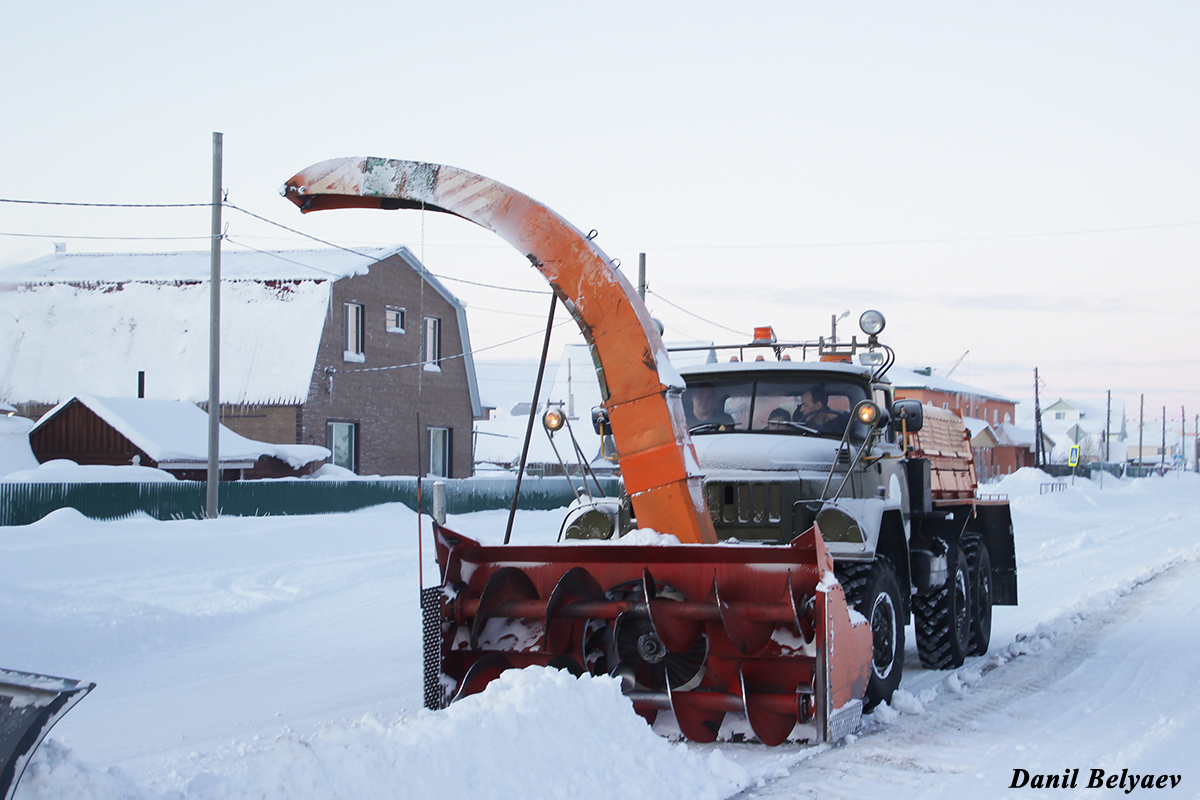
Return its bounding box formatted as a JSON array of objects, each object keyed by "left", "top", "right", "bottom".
[{"left": 682, "top": 376, "right": 871, "bottom": 439}]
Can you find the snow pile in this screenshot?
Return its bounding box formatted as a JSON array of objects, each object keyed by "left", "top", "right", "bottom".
[
  {"left": 0, "top": 414, "right": 38, "bottom": 477},
  {"left": 2, "top": 459, "right": 177, "bottom": 483},
  {"left": 16, "top": 668, "right": 746, "bottom": 800}
]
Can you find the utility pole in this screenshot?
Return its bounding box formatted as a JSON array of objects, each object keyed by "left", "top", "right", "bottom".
[
  {"left": 1161, "top": 406, "right": 1167, "bottom": 471},
  {"left": 1138, "top": 394, "right": 1144, "bottom": 478},
  {"left": 637, "top": 253, "right": 647, "bottom": 301},
  {"left": 206, "top": 132, "right": 223, "bottom": 518},
  {"left": 1105, "top": 390, "right": 1112, "bottom": 462},
  {"left": 1033, "top": 368, "right": 1045, "bottom": 468}
]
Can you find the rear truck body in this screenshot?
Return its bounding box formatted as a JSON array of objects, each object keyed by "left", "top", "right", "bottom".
[{"left": 281, "top": 157, "right": 1013, "bottom": 741}]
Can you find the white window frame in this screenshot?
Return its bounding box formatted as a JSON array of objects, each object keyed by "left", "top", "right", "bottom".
[
  {"left": 344, "top": 302, "right": 365, "bottom": 363},
  {"left": 327, "top": 421, "right": 358, "bottom": 473},
  {"left": 428, "top": 426, "right": 450, "bottom": 477},
  {"left": 386, "top": 306, "right": 405, "bottom": 333},
  {"left": 423, "top": 316, "right": 441, "bottom": 372}
]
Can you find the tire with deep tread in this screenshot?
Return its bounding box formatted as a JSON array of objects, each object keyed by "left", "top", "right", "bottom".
[
  {"left": 913, "top": 544, "right": 971, "bottom": 669},
  {"left": 837, "top": 558, "right": 905, "bottom": 710},
  {"left": 963, "top": 535, "right": 993, "bottom": 656}
]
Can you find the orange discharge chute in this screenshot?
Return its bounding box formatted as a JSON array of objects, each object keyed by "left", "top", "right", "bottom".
[{"left": 282, "top": 158, "right": 715, "bottom": 544}]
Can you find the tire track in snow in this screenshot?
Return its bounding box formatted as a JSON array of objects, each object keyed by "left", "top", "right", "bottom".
[{"left": 728, "top": 552, "right": 1200, "bottom": 799}]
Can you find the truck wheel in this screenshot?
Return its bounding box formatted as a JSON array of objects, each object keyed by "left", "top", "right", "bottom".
[
  {"left": 963, "top": 536, "right": 992, "bottom": 656},
  {"left": 913, "top": 545, "right": 970, "bottom": 669},
  {"left": 837, "top": 559, "right": 904, "bottom": 710}
]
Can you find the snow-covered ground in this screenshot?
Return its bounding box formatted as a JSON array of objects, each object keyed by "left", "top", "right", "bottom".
[{"left": 3, "top": 469, "right": 1199, "bottom": 798}]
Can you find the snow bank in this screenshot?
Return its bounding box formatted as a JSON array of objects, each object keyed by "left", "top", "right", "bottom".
[
  {"left": 16, "top": 667, "right": 747, "bottom": 800},
  {"left": 1, "top": 459, "right": 178, "bottom": 483}
]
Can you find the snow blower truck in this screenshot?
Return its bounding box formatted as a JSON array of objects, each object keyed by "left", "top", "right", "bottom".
[{"left": 282, "top": 158, "right": 1016, "bottom": 743}]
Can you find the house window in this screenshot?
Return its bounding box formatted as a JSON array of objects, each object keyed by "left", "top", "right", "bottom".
[
  {"left": 423, "top": 316, "right": 441, "bottom": 369},
  {"left": 386, "top": 306, "right": 405, "bottom": 333},
  {"left": 428, "top": 427, "right": 450, "bottom": 477},
  {"left": 327, "top": 421, "right": 358, "bottom": 472},
  {"left": 344, "top": 303, "right": 364, "bottom": 362},
  {"left": 993, "top": 409, "right": 998, "bottom": 425}
]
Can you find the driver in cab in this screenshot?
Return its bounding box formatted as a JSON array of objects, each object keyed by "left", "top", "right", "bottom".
[{"left": 684, "top": 385, "right": 735, "bottom": 431}]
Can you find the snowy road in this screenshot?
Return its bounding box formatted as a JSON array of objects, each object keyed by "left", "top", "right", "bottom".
[
  {"left": 731, "top": 545, "right": 1200, "bottom": 798},
  {"left": 3, "top": 470, "right": 1199, "bottom": 798}
]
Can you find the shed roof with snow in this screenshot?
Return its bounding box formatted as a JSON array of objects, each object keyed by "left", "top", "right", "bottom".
[{"left": 31, "top": 395, "right": 329, "bottom": 470}]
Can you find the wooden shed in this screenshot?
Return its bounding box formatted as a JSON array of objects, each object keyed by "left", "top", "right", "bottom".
[{"left": 30, "top": 395, "right": 329, "bottom": 480}]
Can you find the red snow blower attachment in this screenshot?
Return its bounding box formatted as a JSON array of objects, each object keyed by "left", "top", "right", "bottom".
[{"left": 428, "top": 525, "right": 870, "bottom": 744}]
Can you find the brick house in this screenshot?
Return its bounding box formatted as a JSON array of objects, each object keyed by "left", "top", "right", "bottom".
[
  {"left": 0, "top": 247, "right": 480, "bottom": 477},
  {"left": 888, "top": 366, "right": 1018, "bottom": 428}
]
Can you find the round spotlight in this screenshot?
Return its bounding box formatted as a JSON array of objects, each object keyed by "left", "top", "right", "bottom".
[
  {"left": 542, "top": 407, "right": 566, "bottom": 432},
  {"left": 859, "top": 310, "right": 886, "bottom": 336},
  {"left": 855, "top": 401, "right": 881, "bottom": 426}
]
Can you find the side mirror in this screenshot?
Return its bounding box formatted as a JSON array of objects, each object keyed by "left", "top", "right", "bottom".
[
  {"left": 889, "top": 399, "right": 924, "bottom": 433},
  {"left": 591, "top": 407, "right": 612, "bottom": 436}
]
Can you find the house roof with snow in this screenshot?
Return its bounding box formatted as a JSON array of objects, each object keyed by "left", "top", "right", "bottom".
[
  {"left": 887, "top": 366, "right": 1016, "bottom": 404},
  {"left": 32, "top": 395, "right": 329, "bottom": 469},
  {"left": 0, "top": 247, "right": 480, "bottom": 413},
  {"left": 995, "top": 421, "right": 1054, "bottom": 450},
  {"left": 961, "top": 416, "right": 999, "bottom": 447}
]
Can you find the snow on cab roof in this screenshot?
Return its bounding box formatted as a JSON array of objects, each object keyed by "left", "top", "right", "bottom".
[
  {"left": 676, "top": 359, "right": 876, "bottom": 379},
  {"left": 0, "top": 247, "right": 398, "bottom": 284},
  {"left": 33, "top": 395, "right": 329, "bottom": 468}
]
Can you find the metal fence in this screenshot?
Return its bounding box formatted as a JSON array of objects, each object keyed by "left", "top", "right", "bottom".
[{"left": 0, "top": 475, "right": 623, "bottom": 527}]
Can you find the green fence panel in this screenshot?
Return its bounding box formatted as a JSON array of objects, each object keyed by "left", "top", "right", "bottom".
[{"left": 0, "top": 476, "right": 623, "bottom": 526}]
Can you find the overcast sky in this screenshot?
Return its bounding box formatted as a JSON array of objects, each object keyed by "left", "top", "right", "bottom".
[{"left": 2, "top": 2, "right": 1197, "bottom": 427}]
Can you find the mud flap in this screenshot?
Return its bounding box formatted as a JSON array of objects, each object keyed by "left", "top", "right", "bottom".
[{"left": 0, "top": 669, "right": 94, "bottom": 800}]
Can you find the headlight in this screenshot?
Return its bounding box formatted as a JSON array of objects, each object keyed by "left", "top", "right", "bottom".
[
  {"left": 859, "top": 309, "right": 886, "bottom": 336},
  {"left": 855, "top": 401, "right": 881, "bottom": 425},
  {"left": 542, "top": 407, "right": 565, "bottom": 432}
]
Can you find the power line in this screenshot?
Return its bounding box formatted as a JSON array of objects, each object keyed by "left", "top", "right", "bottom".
[
  {"left": 340, "top": 319, "right": 575, "bottom": 374},
  {"left": 647, "top": 289, "right": 750, "bottom": 337},
  {"left": 0, "top": 198, "right": 208, "bottom": 208},
  {"left": 0, "top": 231, "right": 215, "bottom": 241},
  {"left": 223, "top": 203, "right": 551, "bottom": 296},
  {"left": 635, "top": 220, "right": 1200, "bottom": 250}
]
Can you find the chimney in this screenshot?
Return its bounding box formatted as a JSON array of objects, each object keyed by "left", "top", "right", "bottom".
[{"left": 138, "top": 371, "right": 145, "bottom": 399}]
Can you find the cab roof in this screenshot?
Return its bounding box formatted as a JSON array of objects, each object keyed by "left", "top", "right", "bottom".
[{"left": 676, "top": 359, "right": 887, "bottom": 383}]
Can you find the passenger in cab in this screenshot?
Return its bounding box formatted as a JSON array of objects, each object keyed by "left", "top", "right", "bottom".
[{"left": 795, "top": 387, "right": 841, "bottom": 432}]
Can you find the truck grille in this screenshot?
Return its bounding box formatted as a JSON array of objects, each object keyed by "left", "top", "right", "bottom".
[{"left": 706, "top": 482, "right": 783, "bottom": 526}]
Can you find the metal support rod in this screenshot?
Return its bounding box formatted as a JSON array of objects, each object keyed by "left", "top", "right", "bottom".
[
  {"left": 206, "top": 132, "right": 223, "bottom": 518},
  {"left": 637, "top": 252, "right": 646, "bottom": 301},
  {"left": 505, "top": 292, "right": 558, "bottom": 544}
]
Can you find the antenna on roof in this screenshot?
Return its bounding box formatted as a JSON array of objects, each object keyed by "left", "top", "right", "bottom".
[{"left": 945, "top": 350, "right": 969, "bottom": 378}]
